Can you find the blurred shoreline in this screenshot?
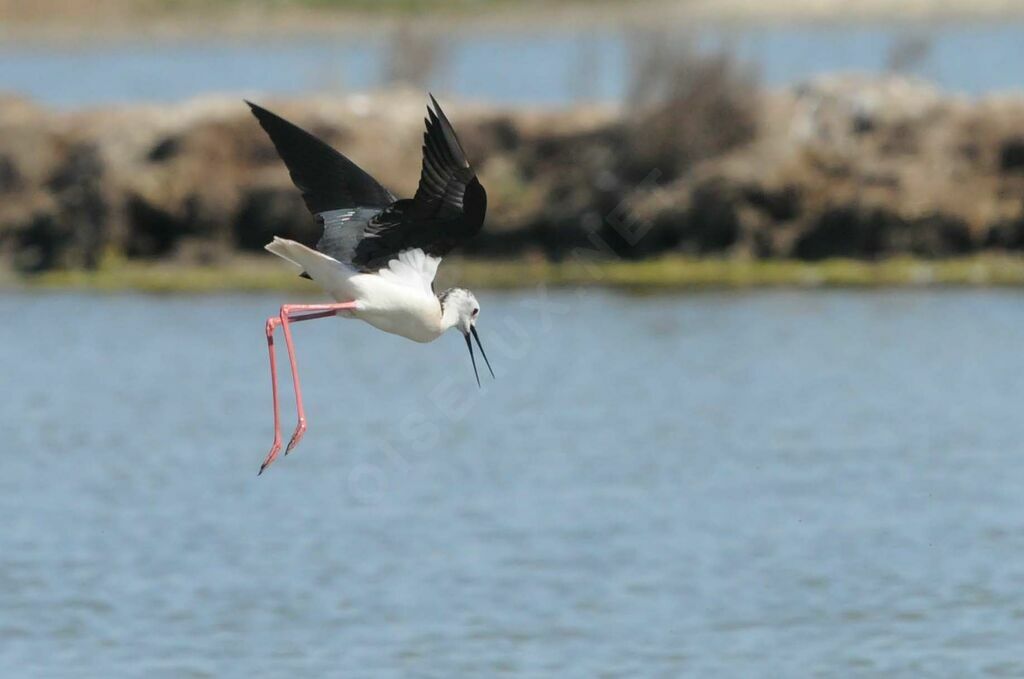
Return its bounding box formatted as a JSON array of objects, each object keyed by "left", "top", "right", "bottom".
[
  {"left": 5, "top": 15, "right": 1024, "bottom": 294},
  {"left": 12, "top": 255, "right": 1024, "bottom": 293},
  {"left": 6, "top": 71, "right": 1024, "bottom": 291}
]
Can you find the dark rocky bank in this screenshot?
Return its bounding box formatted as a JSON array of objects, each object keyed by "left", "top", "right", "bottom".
[{"left": 2, "top": 75, "right": 1024, "bottom": 274}]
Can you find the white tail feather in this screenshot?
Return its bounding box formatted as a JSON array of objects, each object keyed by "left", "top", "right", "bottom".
[
  {"left": 264, "top": 237, "right": 304, "bottom": 272},
  {"left": 265, "top": 237, "right": 354, "bottom": 292}
]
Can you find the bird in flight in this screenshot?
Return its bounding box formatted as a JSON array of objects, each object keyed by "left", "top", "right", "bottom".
[{"left": 247, "top": 95, "right": 493, "bottom": 474}]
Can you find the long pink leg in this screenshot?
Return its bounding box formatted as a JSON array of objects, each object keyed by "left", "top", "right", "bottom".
[
  {"left": 259, "top": 316, "right": 284, "bottom": 475},
  {"left": 259, "top": 302, "right": 358, "bottom": 475},
  {"left": 279, "top": 304, "right": 357, "bottom": 456}
]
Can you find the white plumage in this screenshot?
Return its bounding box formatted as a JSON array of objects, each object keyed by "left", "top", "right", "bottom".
[
  {"left": 265, "top": 237, "right": 452, "bottom": 344},
  {"left": 249, "top": 95, "right": 493, "bottom": 474}
]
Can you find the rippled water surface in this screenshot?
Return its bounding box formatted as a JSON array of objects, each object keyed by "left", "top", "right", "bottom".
[{"left": 3, "top": 290, "right": 1024, "bottom": 676}]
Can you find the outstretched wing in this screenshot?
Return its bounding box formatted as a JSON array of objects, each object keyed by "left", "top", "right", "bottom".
[
  {"left": 411, "top": 94, "right": 478, "bottom": 220},
  {"left": 247, "top": 101, "right": 396, "bottom": 214},
  {"left": 345, "top": 96, "right": 488, "bottom": 271}
]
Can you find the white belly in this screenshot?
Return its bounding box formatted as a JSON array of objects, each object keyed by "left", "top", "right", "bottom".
[
  {"left": 338, "top": 274, "right": 443, "bottom": 343},
  {"left": 264, "top": 238, "right": 445, "bottom": 343}
]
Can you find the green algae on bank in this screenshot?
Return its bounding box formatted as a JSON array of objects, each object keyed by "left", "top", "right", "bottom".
[{"left": 13, "top": 255, "right": 1024, "bottom": 294}]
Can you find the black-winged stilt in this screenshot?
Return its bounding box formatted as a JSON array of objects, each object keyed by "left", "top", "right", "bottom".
[{"left": 247, "top": 95, "right": 494, "bottom": 474}]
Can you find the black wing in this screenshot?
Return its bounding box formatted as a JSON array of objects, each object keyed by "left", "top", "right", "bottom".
[
  {"left": 411, "top": 95, "right": 478, "bottom": 220},
  {"left": 315, "top": 206, "right": 383, "bottom": 265},
  {"left": 246, "top": 101, "right": 396, "bottom": 214},
  {"left": 347, "top": 96, "right": 487, "bottom": 270}
]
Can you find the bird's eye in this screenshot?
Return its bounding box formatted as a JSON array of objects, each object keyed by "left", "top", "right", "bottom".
[{"left": 472, "top": 308, "right": 479, "bottom": 316}]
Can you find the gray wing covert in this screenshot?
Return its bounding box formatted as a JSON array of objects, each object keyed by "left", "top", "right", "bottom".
[{"left": 315, "top": 206, "right": 384, "bottom": 267}]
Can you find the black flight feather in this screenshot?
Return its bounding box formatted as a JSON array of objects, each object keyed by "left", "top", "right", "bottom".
[
  {"left": 248, "top": 96, "right": 486, "bottom": 274},
  {"left": 410, "top": 94, "right": 476, "bottom": 220},
  {"left": 246, "top": 101, "right": 395, "bottom": 213}
]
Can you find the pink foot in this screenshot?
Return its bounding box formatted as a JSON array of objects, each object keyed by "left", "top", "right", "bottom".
[
  {"left": 259, "top": 439, "right": 282, "bottom": 475},
  {"left": 285, "top": 419, "right": 307, "bottom": 455}
]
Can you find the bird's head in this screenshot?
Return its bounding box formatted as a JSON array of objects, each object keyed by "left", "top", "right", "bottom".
[{"left": 439, "top": 287, "right": 494, "bottom": 387}]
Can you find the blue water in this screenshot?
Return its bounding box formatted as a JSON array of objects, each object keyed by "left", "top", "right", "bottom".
[
  {"left": 2, "top": 289, "right": 1024, "bottom": 676},
  {"left": 2, "top": 23, "right": 1024, "bottom": 108}
]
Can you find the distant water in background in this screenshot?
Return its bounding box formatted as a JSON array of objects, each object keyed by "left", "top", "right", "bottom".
[
  {"left": 3, "top": 289, "right": 1024, "bottom": 676},
  {"left": 2, "top": 23, "right": 1024, "bottom": 107}
]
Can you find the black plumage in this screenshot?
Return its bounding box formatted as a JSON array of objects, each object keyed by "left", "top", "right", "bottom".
[
  {"left": 247, "top": 95, "right": 486, "bottom": 272},
  {"left": 246, "top": 101, "right": 395, "bottom": 212}
]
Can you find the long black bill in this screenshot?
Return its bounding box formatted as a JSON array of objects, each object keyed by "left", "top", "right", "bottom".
[
  {"left": 464, "top": 333, "right": 481, "bottom": 388},
  {"left": 470, "top": 326, "right": 495, "bottom": 379}
]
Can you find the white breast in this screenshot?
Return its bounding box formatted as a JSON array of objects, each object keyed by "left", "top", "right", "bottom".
[
  {"left": 344, "top": 273, "right": 443, "bottom": 343},
  {"left": 266, "top": 239, "right": 446, "bottom": 343}
]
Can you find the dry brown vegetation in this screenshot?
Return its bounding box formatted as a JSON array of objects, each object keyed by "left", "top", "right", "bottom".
[{"left": 3, "top": 59, "right": 1024, "bottom": 278}]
